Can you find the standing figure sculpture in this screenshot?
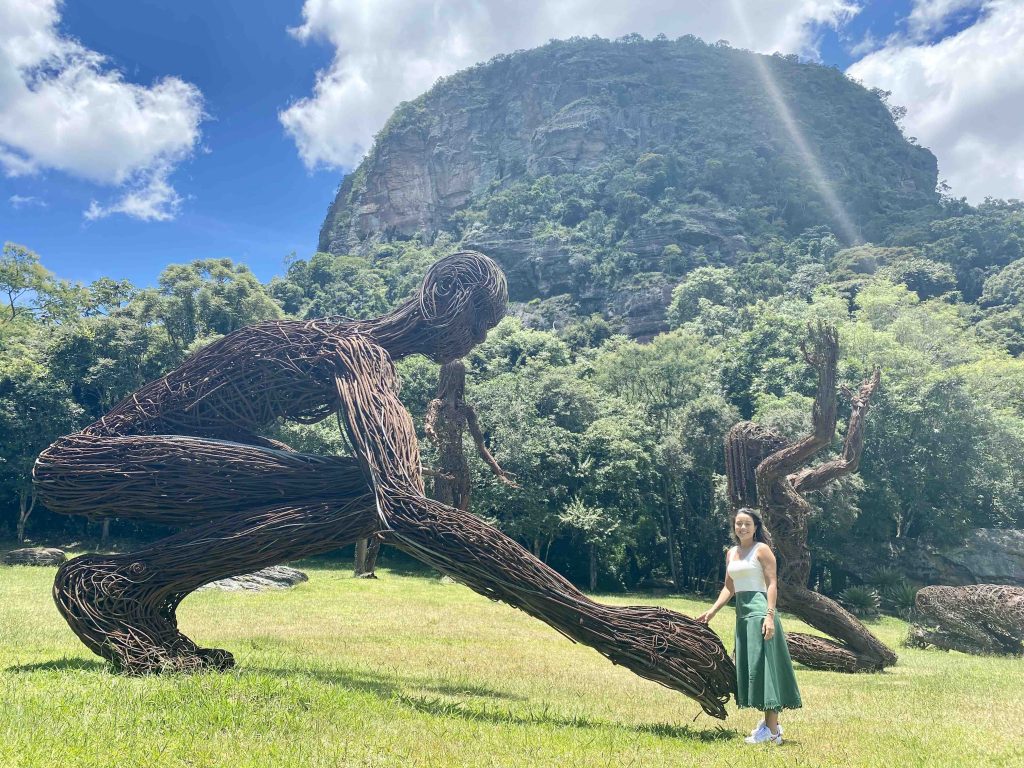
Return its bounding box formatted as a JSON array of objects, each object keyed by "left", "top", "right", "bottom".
[
  {"left": 425, "top": 359, "right": 515, "bottom": 511},
  {"left": 724, "top": 323, "right": 896, "bottom": 673},
  {"left": 34, "top": 251, "right": 736, "bottom": 718},
  {"left": 354, "top": 358, "right": 514, "bottom": 577}
]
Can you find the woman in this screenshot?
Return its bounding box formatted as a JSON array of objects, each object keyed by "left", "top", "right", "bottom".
[{"left": 697, "top": 507, "right": 801, "bottom": 744}]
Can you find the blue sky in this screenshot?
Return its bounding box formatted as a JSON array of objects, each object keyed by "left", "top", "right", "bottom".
[
  {"left": 2, "top": 1, "right": 337, "bottom": 286},
  {"left": 2, "top": 1, "right": 1021, "bottom": 289}
]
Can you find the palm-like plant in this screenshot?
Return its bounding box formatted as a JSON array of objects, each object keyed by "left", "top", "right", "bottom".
[
  {"left": 882, "top": 581, "right": 920, "bottom": 619},
  {"left": 868, "top": 567, "right": 904, "bottom": 591},
  {"left": 840, "top": 585, "right": 881, "bottom": 619}
]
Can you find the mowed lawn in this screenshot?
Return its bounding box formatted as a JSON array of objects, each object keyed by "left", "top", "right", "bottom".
[{"left": 1, "top": 556, "right": 1022, "bottom": 768}]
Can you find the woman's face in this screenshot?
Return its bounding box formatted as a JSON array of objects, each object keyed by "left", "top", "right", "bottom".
[{"left": 734, "top": 513, "right": 756, "bottom": 543}]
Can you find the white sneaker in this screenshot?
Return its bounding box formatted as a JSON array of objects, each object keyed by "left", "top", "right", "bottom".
[
  {"left": 744, "top": 722, "right": 783, "bottom": 745},
  {"left": 744, "top": 723, "right": 770, "bottom": 744}
]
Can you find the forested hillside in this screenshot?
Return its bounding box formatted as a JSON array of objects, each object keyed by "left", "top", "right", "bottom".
[
  {"left": 319, "top": 35, "right": 939, "bottom": 336},
  {"left": 4, "top": 36, "right": 1024, "bottom": 605}
]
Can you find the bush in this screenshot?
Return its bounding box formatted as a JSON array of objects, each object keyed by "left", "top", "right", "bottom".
[
  {"left": 839, "top": 586, "right": 881, "bottom": 618},
  {"left": 868, "top": 567, "right": 904, "bottom": 591}
]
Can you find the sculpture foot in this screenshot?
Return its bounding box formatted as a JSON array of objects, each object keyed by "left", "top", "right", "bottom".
[{"left": 54, "top": 555, "right": 230, "bottom": 675}]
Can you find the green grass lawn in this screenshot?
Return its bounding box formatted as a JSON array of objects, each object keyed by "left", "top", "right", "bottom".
[{"left": 1, "top": 557, "right": 1021, "bottom": 768}]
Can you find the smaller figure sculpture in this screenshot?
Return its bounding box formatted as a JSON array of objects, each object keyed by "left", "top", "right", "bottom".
[
  {"left": 424, "top": 359, "right": 515, "bottom": 511},
  {"left": 725, "top": 323, "right": 895, "bottom": 672}
]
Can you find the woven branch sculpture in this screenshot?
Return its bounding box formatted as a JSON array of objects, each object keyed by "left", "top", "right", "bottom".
[
  {"left": 34, "top": 251, "right": 735, "bottom": 718},
  {"left": 724, "top": 323, "right": 897, "bottom": 673},
  {"left": 909, "top": 584, "right": 1024, "bottom": 656}
]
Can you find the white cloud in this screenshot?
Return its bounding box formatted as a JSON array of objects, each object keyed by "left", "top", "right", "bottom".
[
  {"left": 280, "top": 0, "right": 860, "bottom": 170},
  {"left": 84, "top": 166, "right": 182, "bottom": 222},
  {"left": 0, "top": 0, "right": 204, "bottom": 220},
  {"left": 907, "top": 0, "right": 985, "bottom": 39},
  {"left": 848, "top": 0, "right": 1024, "bottom": 203},
  {"left": 846, "top": 30, "right": 882, "bottom": 57},
  {"left": 9, "top": 193, "right": 45, "bottom": 208}
]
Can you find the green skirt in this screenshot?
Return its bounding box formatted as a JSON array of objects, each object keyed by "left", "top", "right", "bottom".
[{"left": 734, "top": 591, "right": 802, "bottom": 711}]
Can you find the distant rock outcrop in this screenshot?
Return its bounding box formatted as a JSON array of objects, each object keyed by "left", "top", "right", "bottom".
[
  {"left": 903, "top": 529, "right": 1024, "bottom": 587},
  {"left": 832, "top": 528, "right": 1024, "bottom": 588},
  {"left": 318, "top": 36, "right": 938, "bottom": 337}
]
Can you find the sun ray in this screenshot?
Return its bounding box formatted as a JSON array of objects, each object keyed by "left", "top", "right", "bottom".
[{"left": 729, "top": 0, "right": 862, "bottom": 244}]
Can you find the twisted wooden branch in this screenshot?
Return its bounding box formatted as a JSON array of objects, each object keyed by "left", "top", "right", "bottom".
[{"left": 725, "top": 323, "right": 896, "bottom": 672}]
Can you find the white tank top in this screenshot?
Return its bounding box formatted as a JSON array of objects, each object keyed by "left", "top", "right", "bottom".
[{"left": 728, "top": 543, "right": 768, "bottom": 593}]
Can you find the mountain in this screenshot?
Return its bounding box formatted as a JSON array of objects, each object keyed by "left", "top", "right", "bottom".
[{"left": 317, "top": 35, "right": 940, "bottom": 336}]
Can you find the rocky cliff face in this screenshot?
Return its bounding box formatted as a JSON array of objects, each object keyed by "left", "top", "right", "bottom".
[
  {"left": 834, "top": 529, "right": 1024, "bottom": 588},
  {"left": 319, "top": 36, "right": 939, "bottom": 336}
]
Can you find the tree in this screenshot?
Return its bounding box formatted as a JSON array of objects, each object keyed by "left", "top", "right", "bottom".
[
  {"left": 666, "top": 267, "right": 737, "bottom": 327},
  {"left": 134, "top": 259, "right": 282, "bottom": 349},
  {"left": 0, "top": 242, "right": 55, "bottom": 322},
  {"left": 0, "top": 329, "right": 82, "bottom": 540},
  {"left": 877, "top": 257, "right": 956, "bottom": 299},
  {"left": 559, "top": 498, "right": 619, "bottom": 591}
]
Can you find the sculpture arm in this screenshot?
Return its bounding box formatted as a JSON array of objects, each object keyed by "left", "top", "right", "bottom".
[
  {"left": 329, "top": 337, "right": 735, "bottom": 718},
  {"left": 424, "top": 397, "right": 442, "bottom": 444},
  {"left": 463, "top": 405, "right": 516, "bottom": 486},
  {"left": 789, "top": 368, "right": 880, "bottom": 494},
  {"left": 756, "top": 324, "right": 839, "bottom": 490}
]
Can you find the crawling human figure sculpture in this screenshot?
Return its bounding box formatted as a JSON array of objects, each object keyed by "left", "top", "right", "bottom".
[{"left": 34, "top": 251, "right": 736, "bottom": 718}]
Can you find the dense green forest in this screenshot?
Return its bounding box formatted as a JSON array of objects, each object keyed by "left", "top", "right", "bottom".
[
  {"left": 5, "top": 205, "right": 1024, "bottom": 596},
  {"left": 4, "top": 37, "right": 1024, "bottom": 607}
]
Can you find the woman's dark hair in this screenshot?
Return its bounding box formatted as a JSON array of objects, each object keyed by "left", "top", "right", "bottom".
[{"left": 731, "top": 507, "right": 774, "bottom": 549}]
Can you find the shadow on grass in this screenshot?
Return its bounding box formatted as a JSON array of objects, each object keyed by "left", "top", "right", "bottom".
[
  {"left": 396, "top": 693, "right": 736, "bottom": 742},
  {"left": 7, "top": 657, "right": 106, "bottom": 673},
  {"left": 253, "top": 663, "right": 528, "bottom": 702},
  {"left": 7, "top": 656, "right": 735, "bottom": 741}
]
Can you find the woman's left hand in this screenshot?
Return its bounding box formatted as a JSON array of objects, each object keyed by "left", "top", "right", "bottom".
[{"left": 762, "top": 617, "right": 775, "bottom": 641}]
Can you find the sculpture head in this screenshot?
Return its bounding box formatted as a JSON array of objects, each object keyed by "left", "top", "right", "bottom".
[
  {"left": 364, "top": 250, "right": 507, "bottom": 363},
  {"left": 414, "top": 251, "right": 508, "bottom": 363},
  {"left": 437, "top": 359, "right": 467, "bottom": 401}
]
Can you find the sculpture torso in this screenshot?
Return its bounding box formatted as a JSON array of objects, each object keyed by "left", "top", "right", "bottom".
[{"left": 84, "top": 318, "right": 372, "bottom": 440}]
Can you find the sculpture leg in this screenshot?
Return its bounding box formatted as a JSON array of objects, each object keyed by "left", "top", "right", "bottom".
[
  {"left": 34, "top": 433, "right": 367, "bottom": 526},
  {"left": 54, "top": 495, "right": 378, "bottom": 673},
  {"left": 37, "top": 433, "right": 379, "bottom": 672}
]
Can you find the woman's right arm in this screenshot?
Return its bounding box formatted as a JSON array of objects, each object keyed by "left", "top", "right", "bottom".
[{"left": 697, "top": 550, "right": 735, "bottom": 623}]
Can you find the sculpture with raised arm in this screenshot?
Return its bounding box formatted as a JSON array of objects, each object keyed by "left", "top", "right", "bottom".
[
  {"left": 724, "top": 323, "right": 895, "bottom": 672},
  {"left": 425, "top": 359, "right": 516, "bottom": 511}
]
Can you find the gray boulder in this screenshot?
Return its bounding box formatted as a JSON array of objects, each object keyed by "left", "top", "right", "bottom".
[
  {"left": 833, "top": 528, "right": 1024, "bottom": 588},
  {"left": 199, "top": 565, "right": 308, "bottom": 592},
  {"left": 2, "top": 547, "right": 67, "bottom": 566},
  {"left": 904, "top": 529, "right": 1024, "bottom": 587}
]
